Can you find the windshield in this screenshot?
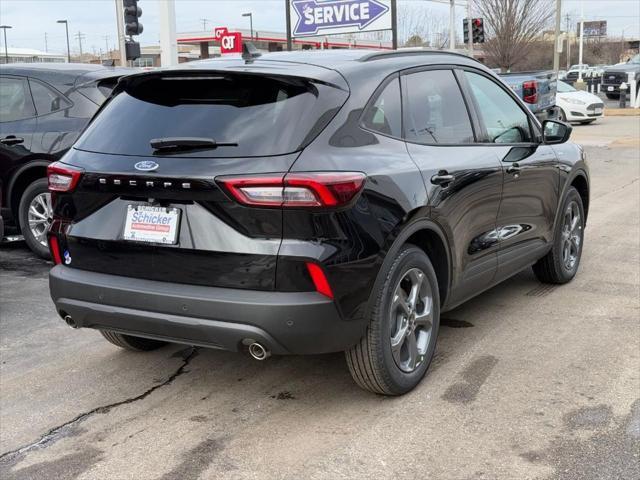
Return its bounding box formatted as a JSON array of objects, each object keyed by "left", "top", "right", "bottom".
[
  {"left": 74, "top": 72, "right": 348, "bottom": 158},
  {"left": 629, "top": 54, "right": 640, "bottom": 64},
  {"left": 557, "top": 81, "right": 577, "bottom": 93}
]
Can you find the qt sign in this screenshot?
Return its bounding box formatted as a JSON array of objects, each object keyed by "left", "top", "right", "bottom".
[
  {"left": 291, "top": 0, "right": 391, "bottom": 37},
  {"left": 215, "top": 27, "right": 243, "bottom": 54}
]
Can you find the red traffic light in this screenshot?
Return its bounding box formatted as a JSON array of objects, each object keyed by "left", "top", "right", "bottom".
[{"left": 474, "top": 18, "right": 482, "bottom": 27}]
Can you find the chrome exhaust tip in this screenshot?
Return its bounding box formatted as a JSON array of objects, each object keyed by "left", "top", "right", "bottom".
[
  {"left": 248, "top": 342, "right": 270, "bottom": 361},
  {"left": 63, "top": 314, "right": 78, "bottom": 329}
]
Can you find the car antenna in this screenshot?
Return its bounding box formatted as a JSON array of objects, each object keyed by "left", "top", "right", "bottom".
[{"left": 242, "top": 42, "right": 262, "bottom": 64}]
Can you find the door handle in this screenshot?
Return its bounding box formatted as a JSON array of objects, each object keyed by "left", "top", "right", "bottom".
[
  {"left": 0, "top": 136, "right": 24, "bottom": 146},
  {"left": 506, "top": 163, "right": 521, "bottom": 177},
  {"left": 431, "top": 172, "right": 455, "bottom": 187}
]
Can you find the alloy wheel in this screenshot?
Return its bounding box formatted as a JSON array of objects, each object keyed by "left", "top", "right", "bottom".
[
  {"left": 27, "top": 192, "right": 53, "bottom": 247},
  {"left": 390, "top": 268, "right": 434, "bottom": 373},
  {"left": 561, "top": 200, "right": 582, "bottom": 271}
]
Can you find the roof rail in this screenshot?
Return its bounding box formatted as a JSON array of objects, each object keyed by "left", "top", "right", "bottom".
[{"left": 360, "top": 49, "right": 481, "bottom": 64}]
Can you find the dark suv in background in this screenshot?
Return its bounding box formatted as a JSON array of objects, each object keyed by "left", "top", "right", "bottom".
[
  {"left": 48, "top": 50, "right": 589, "bottom": 395},
  {"left": 0, "top": 63, "right": 131, "bottom": 257}
]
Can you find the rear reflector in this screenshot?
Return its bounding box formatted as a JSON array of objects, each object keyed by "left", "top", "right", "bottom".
[
  {"left": 306, "top": 262, "right": 334, "bottom": 299},
  {"left": 48, "top": 236, "right": 63, "bottom": 265},
  {"left": 47, "top": 162, "right": 83, "bottom": 192},
  {"left": 218, "top": 172, "right": 366, "bottom": 208}
]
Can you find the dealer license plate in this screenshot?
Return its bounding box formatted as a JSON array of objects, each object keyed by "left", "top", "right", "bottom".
[
  {"left": 594, "top": 107, "right": 603, "bottom": 114},
  {"left": 123, "top": 205, "right": 180, "bottom": 244}
]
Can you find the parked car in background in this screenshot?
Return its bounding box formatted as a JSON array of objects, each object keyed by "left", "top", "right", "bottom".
[
  {"left": 48, "top": 50, "right": 588, "bottom": 395},
  {"left": 601, "top": 54, "right": 640, "bottom": 99},
  {"left": 0, "top": 63, "right": 132, "bottom": 258},
  {"left": 499, "top": 70, "right": 558, "bottom": 120},
  {"left": 556, "top": 80, "right": 604, "bottom": 124}
]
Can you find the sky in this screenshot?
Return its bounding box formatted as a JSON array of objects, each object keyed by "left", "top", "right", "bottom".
[{"left": 0, "top": 0, "right": 638, "bottom": 55}]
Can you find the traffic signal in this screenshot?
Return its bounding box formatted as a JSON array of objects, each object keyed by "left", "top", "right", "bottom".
[
  {"left": 123, "top": 0, "right": 143, "bottom": 36},
  {"left": 463, "top": 19, "right": 470, "bottom": 44},
  {"left": 472, "top": 18, "right": 485, "bottom": 44}
]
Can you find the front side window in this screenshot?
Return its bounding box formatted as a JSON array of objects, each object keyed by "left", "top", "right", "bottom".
[
  {"left": 362, "top": 77, "right": 402, "bottom": 137},
  {"left": 464, "top": 72, "right": 533, "bottom": 144},
  {"left": 29, "top": 79, "right": 71, "bottom": 116},
  {"left": 403, "top": 70, "right": 474, "bottom": 144},
  {"left": 0, "top": 76, "right": 36, "bottom": 122}
]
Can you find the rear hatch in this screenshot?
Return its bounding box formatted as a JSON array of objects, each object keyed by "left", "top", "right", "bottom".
[{"left": 52, "top": 66, "right": 348, "bottom": 290}]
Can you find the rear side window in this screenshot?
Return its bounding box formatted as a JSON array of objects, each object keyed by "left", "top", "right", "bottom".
[
  {"left": 75, "top": 73, "right": 348, "bottom": 158},
  {"left": 362, "top": 77, "right": 402, "bottom": 137},
  {"left": 464, "top": 72, "right": 533, "bottom": 143},
  {"left": 403, "top": 70, "right": 474, "bottom": 144},
  {"left": 29, "top": 79, "right": 72, "bottom": 116},
  {"left": 0, "top": 76, "right": 36, "bottom": 122}
]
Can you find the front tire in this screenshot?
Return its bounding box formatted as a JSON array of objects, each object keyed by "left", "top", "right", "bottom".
[
  {"left": 557, "top": 107, "right": 567, "bottom": 122},
  {"left": 100, "top": 330, "right": 167, "bottom": 351},
  {"left": 18, "top": 178, "right": 52, "bottom": 259},
  {"left": 533, "top": 187, "right": 585, "bottom": 284},
  {"left": 346, "top": 244, "right": 440, "bottom": 395}
]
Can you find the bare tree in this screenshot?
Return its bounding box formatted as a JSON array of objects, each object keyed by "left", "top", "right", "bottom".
[
  {"left": 476, "top": 0, "right": 555, "bottom": 71},
  {"left": 397, "top": 4, "right": 446, "bottom": 47}
]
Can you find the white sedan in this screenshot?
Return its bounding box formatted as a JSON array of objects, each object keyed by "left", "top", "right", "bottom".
[{"left": 556, "top": 81, "right": 605, "bottom": 124}]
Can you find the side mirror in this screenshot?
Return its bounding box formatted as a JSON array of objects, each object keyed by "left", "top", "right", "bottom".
[{"left": 542, "top": 119, "right": 572, "bottom": 144}]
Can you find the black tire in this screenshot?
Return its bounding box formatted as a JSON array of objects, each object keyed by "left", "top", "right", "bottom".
[
  {"left": 18, "top": 178, "right": 51, "bottom": 259},
  {"left": 557, "top": 108, "right": 567, "bottom": 122},
  {"left": 533, "top": 187, "right": 585, "bottom": 284},
  {"left": 605, "top": 93, "right": 619, "bottom": 100},
  {"left": 346, "top": 244, "right": 440, "bottom": 395},
  {"left": 100, "top": 330, "right": 167, "bottom": 351}
]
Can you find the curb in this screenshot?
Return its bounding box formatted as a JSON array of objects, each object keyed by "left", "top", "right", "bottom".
[{"left": 603, "top": 109, "right": 640, "bottom": 116}]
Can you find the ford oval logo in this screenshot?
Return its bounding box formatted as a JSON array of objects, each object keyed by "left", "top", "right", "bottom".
[{"left": 134, "top": 161, "right": 159, "bottom": 172}]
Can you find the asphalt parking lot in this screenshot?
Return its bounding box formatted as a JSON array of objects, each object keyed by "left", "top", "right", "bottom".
[{"left": 1, "top": 116, "right": 639, "bottom": 480}]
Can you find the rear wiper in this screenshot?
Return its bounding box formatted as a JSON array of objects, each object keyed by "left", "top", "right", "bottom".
[{"left": 150, "top": 137, "right": 238, "bottom": 151}]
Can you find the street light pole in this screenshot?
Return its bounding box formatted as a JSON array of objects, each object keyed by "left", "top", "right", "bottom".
[
  {"left": 57, "top": 20, "right": 71, "bottom": 62},
  {"left": 449, "top": 0, "right": 456, "bottom": 51},
  {"left": 242, "top": 13, "right": 253, "bottom": 41},
  {"left": 552, "top": 0, "right": 562, "bottom": 81},
  {"left": 1, "top": 25, "right": 13, "bottom": 64}
]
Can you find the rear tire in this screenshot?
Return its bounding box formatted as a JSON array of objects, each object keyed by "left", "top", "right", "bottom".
[
  {"left": 346, "top": 244, "right": 440, "bottom": 395},
  {"left": 100, "top": 330, "right": 167, "bottom": 351},
  {"left": 533, "top": 187, "right": 585, "bottom": 284},
  {"left": 18, "top": 178, "right": 52, "bottom": 259}
]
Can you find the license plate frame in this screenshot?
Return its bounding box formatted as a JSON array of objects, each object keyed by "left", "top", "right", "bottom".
[
  {"left": 594, "top": 107, "right": 603, "bottom": 114},
  {"left": 123, "top": 205, "right": 181, "bottom": 245},
  {"left": 607, "top": 86, "right": 614, "bottom": 92}
]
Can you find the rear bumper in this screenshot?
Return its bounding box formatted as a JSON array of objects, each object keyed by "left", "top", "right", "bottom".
[{"left": 49, "top": 266, "right": 365, "bottom": 355}]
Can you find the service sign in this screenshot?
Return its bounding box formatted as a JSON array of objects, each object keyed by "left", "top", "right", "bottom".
[{"left": 290, "top": 0, "right": 392, "bottom": 37}]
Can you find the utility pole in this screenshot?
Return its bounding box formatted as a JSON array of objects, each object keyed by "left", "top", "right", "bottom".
[
  {"left": 449, "top": 0, "right": 456, "bottom": 51},
  {"left": 565, "top": 13, "right": 571, "bottom": 69},
  {"left": 285, "top": 0, "right": 292, "bottom": 51},
  {"left": 200, "top": 18, "right": 209, "bottom": 31},
  {"left": 552, "top": 0, "right": 562, "bottom": 80},
  {"left": 467, "top": 0, "right": 473, "bottom": 56},
  {"left": 159, "top": 0, "right": 178, "bottom": 66},
  {"left": 391, "top": 0, "right": 397, "bottom": 49},
  {"left": 578, "top": 1, "right": 584, "bottom": 83},
  {"left": 0, "top": 25, "right": 11, "bottom": 64},
  {"left": 115, "top": 0, "right": 126, "bottom": 66},
  {"left": 75, "top": 31, "right": 85, "bottom": 61},
  {"left": 104, "top": 35, "right": 110, "bottom": 56},
  {"left": 44, "top": 32, "right": 48, "bottom": 52}
]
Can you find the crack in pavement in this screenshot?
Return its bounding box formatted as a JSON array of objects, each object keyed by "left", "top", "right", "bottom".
[
  {"left": 594, "top": 177, "right": 639, "bottom": 200},
  {"left": 0, "top": 347, "right": 198, "bottom": 465}
]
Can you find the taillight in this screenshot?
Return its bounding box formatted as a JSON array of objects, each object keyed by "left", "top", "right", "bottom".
[
  {"left": 47, "top": 162, "right": 83, "bottom": 192},
  {"left": 48, "top": 235, "right": 63, "bottom": 265},
  {"left": 523, "top": 80, "right": 538, "bottom": 104},
  {"left": 306, "top": 262, "right": 334, "bottom": 299},
  {"left": 217, "top": 172, "right": 366, "bottom": 208}
]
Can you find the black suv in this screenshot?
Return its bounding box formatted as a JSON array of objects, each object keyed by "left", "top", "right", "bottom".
[
  {"left": 48, "top": 51, "right": 589, "bottom": 395},
  {"left": 0, "top": 63, "right": 131, "bottom": 257}
]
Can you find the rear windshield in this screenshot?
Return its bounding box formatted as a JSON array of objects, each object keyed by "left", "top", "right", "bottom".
[{"left": 74, "top": 73, "right": 348, "bottom": 157}]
